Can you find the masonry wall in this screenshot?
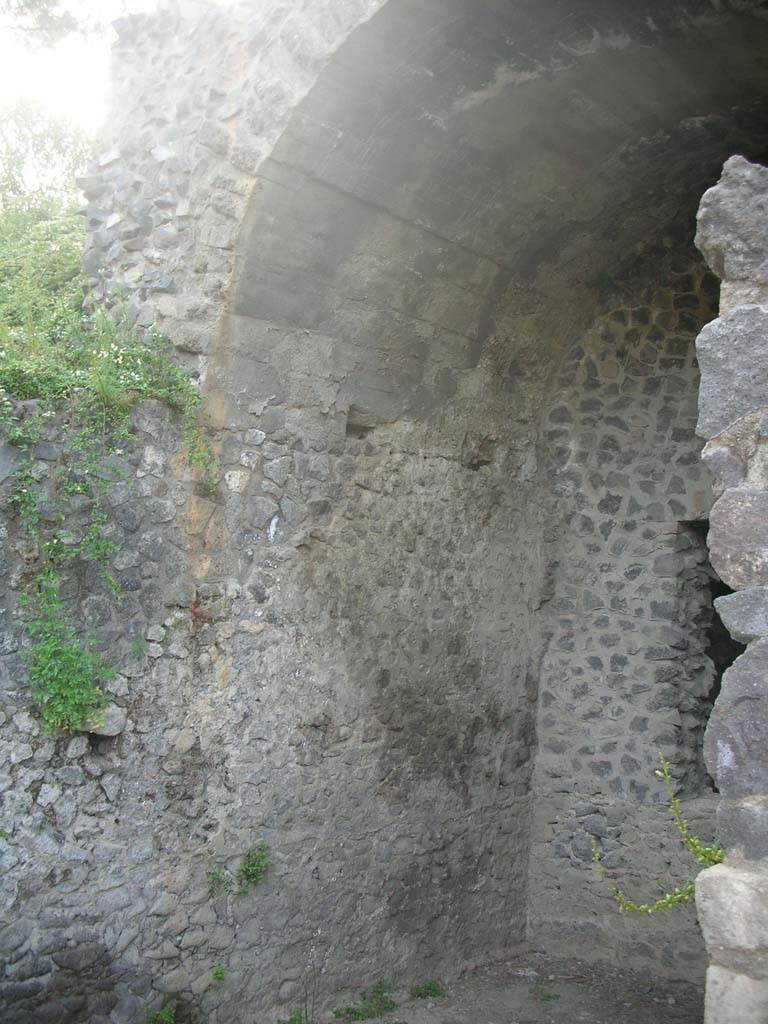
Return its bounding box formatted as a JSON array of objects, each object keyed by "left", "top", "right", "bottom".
[
  {"left": 529, "top": 249, "right": 720, "bottom": 972},
  {"left": 693, "top": 157, "right": 768, "bottom": 1024},
  {"left": 2, "top": 2, "right": 768, "bottom": 1023}
]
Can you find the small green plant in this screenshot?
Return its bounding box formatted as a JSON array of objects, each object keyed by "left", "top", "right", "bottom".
[
  {"left": 10, "top": 459, "right": 42, "bottom": 536},
  {"left": 183, "top": 405, "right": 217, "bottom": 494},
  {"left": 528, "top": 984, "right": 559, "bottom": 1003},
  {"left": 333, "top": 981, "right": 397, "bottom": 1021},
  {"left": 278, "top": 1012, "right": 313, "bottom": 1024},
  {"left": 207, "top": 862, "right": 233, "bottom": 895},
  {"left": 212, "top": 965, "right": 226, "bottom": 982},
  {"left": 131, "top": 634, "right": 149, "bottom": 660},
  {"left": 235, "top": 842, "right": 271, "bottom": 894},
  {"left": 410, "top": 981, "right": 445, "bottom": 999},
  {"left": 20, "top": 569, "right": 111, "bottom": 732},
  {"left": 592, "top": 753, "right": 725, "bottom": 914},
  {"left": 146, "top": 1007, "right": 176, "bottom": 1024}
]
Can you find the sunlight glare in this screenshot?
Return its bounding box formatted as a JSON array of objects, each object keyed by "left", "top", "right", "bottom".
[{"left": 0, "top": 0, "right": 219, "bottom": 135}]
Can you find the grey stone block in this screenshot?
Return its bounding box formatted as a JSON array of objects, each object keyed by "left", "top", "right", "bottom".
[
  {"left": 696, "top": 862, "right": 768, "bottom": 955},
  {"left": 81, "top": 705, "right": 128, "bottom": 738},
  {"left": 251, "top": 497, "right": 279, "bottom": 529},
  {"left": 704, "top": 640, "right": 768, "bottom": 797},
  {"left": 717, "top": 797, "right": 768, "bottom": 860},
  {"left": 703, "top": 966, "right": 768, "bottom": 1024},
  {"left": 715, "top": 587, "right": 768, "bottom": 642},
  {"left": 697, "top": 156, "right": 768, "bottom": 287},
  {"left": 701, "top": 442, "right": 746, "bottom": 490},
  {"left": 710, "top": 489, "right": 768, "bottom": 590},
  {"left": 696, "top": 307, "right": 768, "bottom": 439}
]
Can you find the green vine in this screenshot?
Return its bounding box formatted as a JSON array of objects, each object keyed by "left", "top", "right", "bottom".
[{"left": 591, "top": 753, "right": 725, "bottom": 914}]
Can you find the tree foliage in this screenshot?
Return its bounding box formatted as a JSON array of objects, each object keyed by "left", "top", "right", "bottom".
[
  {"left": 0, "top": 100, "right": 88, "bottom": 347},
  {"left": 0, "top": 197, "right": 85, "bottom": 346},
  {"left": 0, "top": 1, "right": 116, "bottom": 42},
  {"left": 0, "top": 0, "right": 79, "bottom": 41},
  {"left": 0, "top": 98, "right": 89, "bottom": 202}
]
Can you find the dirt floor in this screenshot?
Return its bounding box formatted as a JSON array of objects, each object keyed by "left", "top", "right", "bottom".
[{"left": 380, "top": 952, "right": 703, "bottom": 1024}]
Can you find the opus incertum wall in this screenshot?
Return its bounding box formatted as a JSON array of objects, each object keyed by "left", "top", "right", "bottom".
[{"left": 1, "top": 2, "right": 768, "bottom": 1022}]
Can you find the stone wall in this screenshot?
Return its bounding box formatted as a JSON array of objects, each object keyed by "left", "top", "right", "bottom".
[
  {"left": 2, "top": 2, "right": 768, "bottom": 1022},
  {"left": 80, "top": 0, "right": 388, "bottom": 371},
  {"left": 528, "top": 251, "right": 720, "bottom": 972},
  {"left": 693, "top": 157, "right": 768, "bottom": 1024}
]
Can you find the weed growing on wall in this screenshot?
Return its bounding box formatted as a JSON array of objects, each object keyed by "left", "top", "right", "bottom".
[
  {"left": 528, "top": 984, "right": 560, "bottom": 1003},
  {"left": 130, "top": 634, "right": 149, "bottom": 661},
  {"left": 410, "top": 981, "right": 446, "bottom": 999},
  {"left": 333, "top": 982, "right": 397, "bottom": 1021},
  {"left": 207, "top": 844, "right": 272, "bottom": 897},
  {"left": 1, "top": 309, "right": 214, "bottom": 485},
  {"left": 235, "top": 842, "right": 272, "bottom": 894},
  {"left": 1, "top": 184, "right": 217, "bottom": 731},
  {"left": 146, "top": 1007, "right": 176, "bottom": 1024},
  {"left": 591, "top": 753, "right": 724, "bottom": 914},
  {"left": 278, "top": 1012, "right": 313, "bottom": 1024},
  {"left": 19, "top": 569, "right": 111, "bottom": 731},
  {"left": 207, "top": 861, "right": 234, "bottom": 894}
]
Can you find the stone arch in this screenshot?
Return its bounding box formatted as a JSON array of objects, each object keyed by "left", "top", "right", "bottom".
[
  {"left": 199, "top": 0, "right": 768, "bottom": 986},
  {"left": 4, "top": 2, "right": 768, "bottom": 1023}
]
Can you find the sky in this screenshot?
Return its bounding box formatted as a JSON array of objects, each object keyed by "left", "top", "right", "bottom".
[{"left": 0, "top": 1, "right": 166, "bottom": 134}]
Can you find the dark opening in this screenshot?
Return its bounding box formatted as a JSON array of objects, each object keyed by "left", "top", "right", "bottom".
[
  {"left": 684, "top": 518, "right": 745, "bottom": 699},
  {"left": 683, "top": 518, "right": 746, "bottom": 792},
  {"left": 704, "top": 573, "right": 746, "bottom": 709}
]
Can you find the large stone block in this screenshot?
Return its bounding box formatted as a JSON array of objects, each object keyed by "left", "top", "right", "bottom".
[
  {"left": 696, "top": 155, "right": 768, "bottom": 280},
  {"left": 696, "top": 861, "right": 768, "bottom": 954},
  {"left": 710, "top": 488, "right": 768, "bottom": 589},
  {"left": 696, "top": 155, "right": 768, "bottom": 313},
  {"left": 703, "top": 965, "right": 768, "bottom": 1024},
  {"left": 696, "top": 306, "right": 768, "bottom": 439},
  {"left": 704, "top": 640, "right": 768, "bottom": 797},
  {"left": 79, "top": 704, "right": 127, "bottom": 738},
  {"left": 715, "top": 587, "right": 768, "bottom": 643},
  {"left": 717, "top": 797, "right": 768, "bottom": 860},
  {"left": 701, "top": 440, "right": 747, "bottom": 492}
]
